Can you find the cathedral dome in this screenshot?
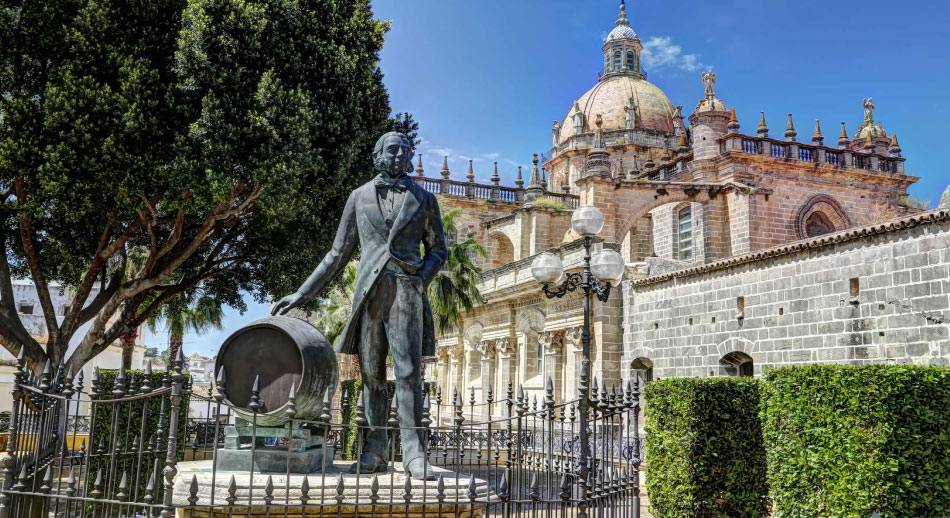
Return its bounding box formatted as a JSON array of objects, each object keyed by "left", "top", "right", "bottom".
[
  {"left": 606, "top": 24, "right": 637, "bottom": 42},
  {"left": 559, "top": 75, "right": 676, "bottom": 143},
  {"left": 854, "top": 121, "right": 887, "bottom": 141},
  {"left": 940, "top": 185, "right": 950, "bottom": 210}
]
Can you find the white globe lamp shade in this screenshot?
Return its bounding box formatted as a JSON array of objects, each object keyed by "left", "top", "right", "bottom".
[
  {"left": 531, "top": 253, "right": 564, "bottom": 284},
  {"left": 591, "top": 249, "right": 625, "bottom": 284},
  {"left": 571, "top": 206, "right": 605, "bottom": 237}
]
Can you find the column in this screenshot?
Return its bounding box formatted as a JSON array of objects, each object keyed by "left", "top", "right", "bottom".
[
  {"left": 563, "top": 327, "right": 584, "bottom": 403},
  {"left": 477, "top": 340, "right": 497, "bottom": 403},
  {"left": 449, "top": 344, "right": 465, "bottom": 400},
  {"left": 540, "top": 330, "right": 566, "bottom": 403},
  {"left": 495, "top": 337, "right": 516, "bottom": 405}
]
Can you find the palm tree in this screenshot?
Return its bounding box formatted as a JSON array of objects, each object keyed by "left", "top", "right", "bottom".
[
  {"left": 147, "top": 291, "right": 224, "bottom": 363},
  {"left": 428, "top": 206, "right": 486, "bottom": 334},
  {"left": 311, "top": 260, "right": 358, "bottom": 346}
]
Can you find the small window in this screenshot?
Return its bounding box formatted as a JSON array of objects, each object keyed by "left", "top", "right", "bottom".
[
  {"left": 849, "top": 278, "right": 860, "bottom": 304},
  {"left": 678, "top": 206, "right": 693, "bottom": 260},
  {"left": 737, "top": 296, "right": 746, "bottom": 319},
  {"left": 613, "top": 50, "right": 622, "bottom": 71},
  {"left": 626, "top": 51, "right": 636, "bottom": 71},
  {"left": 18, "top": 304, "right": 34, "bottom": 315}
]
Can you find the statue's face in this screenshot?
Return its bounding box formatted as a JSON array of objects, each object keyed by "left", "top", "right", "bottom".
[{"left": 376, "top": 134, "right": 411, "bottom": 178}]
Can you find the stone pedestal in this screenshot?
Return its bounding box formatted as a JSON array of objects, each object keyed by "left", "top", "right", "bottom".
[
  {"left": 215, "top": 418, "right": 332, "bottom": 473},
  {"left": 173, "top": 460, "right": 492, "bottom": 517}
]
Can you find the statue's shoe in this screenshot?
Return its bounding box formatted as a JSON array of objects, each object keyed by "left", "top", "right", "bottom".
[
  {"left": 405, "top": 457, "right": 436, "bottom": 481},
  {"left": 349, "top": 452, "right": 388, "bottom": 474}
]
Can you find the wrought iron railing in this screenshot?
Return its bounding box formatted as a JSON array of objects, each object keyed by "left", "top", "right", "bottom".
[{"left": 0, "top": 353, "right": 643, "bottom": 517}]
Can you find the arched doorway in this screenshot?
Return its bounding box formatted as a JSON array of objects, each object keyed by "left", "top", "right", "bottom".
[
  {"left": 720, "top": 351, "right": 754, "bottom": 377},
  {"left": 630, "top": 357, "right": 653, "bottom": 387}
]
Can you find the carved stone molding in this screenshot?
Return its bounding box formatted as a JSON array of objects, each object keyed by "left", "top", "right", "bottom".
[
  {"left": 539, "top": 330, "right": 565, "bottom": 356},
  {"left": 435, "top": 346, "right": 451, "bottom": 362},
  {"left": 476, "top": 340, "right": 497, "bottom": 360},
  {"left": 564, "top": 326, "right": 584, "bottom": 351},
  {"left": 516, "top": 306, "right": 546, "bottom": 334},
  {"left": 495, "top": 337, "right": 515, "bottom": 356}
]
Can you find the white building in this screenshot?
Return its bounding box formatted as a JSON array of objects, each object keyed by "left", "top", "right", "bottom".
[{"left": 0, "top": 279, "right": 150, "bottom": 409}]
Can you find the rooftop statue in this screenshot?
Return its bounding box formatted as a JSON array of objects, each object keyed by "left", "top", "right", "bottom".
[
  {"left": 863, "top": 97, "right": 875, "bottom": 124},
  {"left": 702, "top": 70, "right": 717, "bottom": 99},
  {"left": 272, "top": 131, "right": 447, "bottom": 480}
]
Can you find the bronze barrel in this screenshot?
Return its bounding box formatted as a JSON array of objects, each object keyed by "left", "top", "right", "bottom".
[{"left": 215, "top": 316, "right": 338, "bottom": 426}]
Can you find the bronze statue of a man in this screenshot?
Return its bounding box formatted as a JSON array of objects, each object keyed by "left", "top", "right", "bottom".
[{"left": 272, "top": 132, "right": 447, "bottom": 480}]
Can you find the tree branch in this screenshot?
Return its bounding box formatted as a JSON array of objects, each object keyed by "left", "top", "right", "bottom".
[
  {"left": 0, "top": 312, "right": 45, "bottom": 370},
  {"left": 124, "top": 186, "right": 261, "bottom": 298},
  {"left": 13, "top": 177, "right": 59, "bottom": 351}
]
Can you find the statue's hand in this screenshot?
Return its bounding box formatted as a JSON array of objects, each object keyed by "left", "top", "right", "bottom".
[{"left": 271, "top": 292, "right": 307, "bottom": 316}]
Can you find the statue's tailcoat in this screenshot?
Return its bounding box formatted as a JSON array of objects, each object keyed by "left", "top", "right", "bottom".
[{"left": 303, "top": 178, "right": 447, "bottom": 356}]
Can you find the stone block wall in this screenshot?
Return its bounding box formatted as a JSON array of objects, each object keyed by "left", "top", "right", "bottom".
[{"left": 622, "top": 211, "right": 950, "bottom": 382}]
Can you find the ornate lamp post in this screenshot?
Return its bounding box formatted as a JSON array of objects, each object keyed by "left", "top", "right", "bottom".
[{"left": 529, "top": 205, "right": 624, "bottom": 487}]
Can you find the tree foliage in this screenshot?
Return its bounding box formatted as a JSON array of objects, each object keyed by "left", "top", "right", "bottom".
[
  {"left": 428, "top": 206, "right": 485, "bottom": 334},
  {"left": 0, "top": 0, "right": 392, "bottom": 373}
]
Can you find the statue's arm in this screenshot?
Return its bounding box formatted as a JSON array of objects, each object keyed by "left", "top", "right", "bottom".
[
  {"left": 418, "top": 195, "right": 447, "bottom": 284},
  {"left": 295, "top": 191, "right": 359, "bottom": 300}
]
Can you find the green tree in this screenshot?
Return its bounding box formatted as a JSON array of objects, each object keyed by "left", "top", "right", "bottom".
[
  {"left": 0, "top": 0, "right": 392, "bottom": 374},
  {"left": 428, "top": 206, "right": 485, "bottom": 334},
  {"left": 310, "top": 260, "right": 358, "bottom": 346},
  {"left": 387, "top": 112, "right": 420, "bottom": 157},
  {"left": 147, "top": 290, "right": 223, "bottom": 363}
]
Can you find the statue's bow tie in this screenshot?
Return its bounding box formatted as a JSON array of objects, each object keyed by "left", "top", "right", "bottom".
[{"left": 375, "top": 176, "right": 409, "bottom": 192}]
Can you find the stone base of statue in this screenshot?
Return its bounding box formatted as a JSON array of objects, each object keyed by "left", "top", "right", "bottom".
[
  {"left": 172, "top": 460, "right": 492, "bottom": 517},
  {"left": 213, "top": 418, "right": 333, "bottom": 474}
]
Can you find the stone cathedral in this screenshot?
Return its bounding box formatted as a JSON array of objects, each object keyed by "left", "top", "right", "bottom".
[{"left": 410, "top": 2, "right": 950, "bottom": 406}]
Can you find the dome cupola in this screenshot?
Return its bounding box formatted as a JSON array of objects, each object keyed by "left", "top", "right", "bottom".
[{"left": 602, "top": 1, "right": 643, "bottom": 79}]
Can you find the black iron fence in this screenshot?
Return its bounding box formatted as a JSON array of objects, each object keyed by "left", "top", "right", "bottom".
[{"left": 0, "top": 352, "right": 643, "bottom": 517}]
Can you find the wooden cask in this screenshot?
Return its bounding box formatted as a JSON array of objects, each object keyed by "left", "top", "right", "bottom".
[{"left": 215, "top": 316, "right": 338, "bottom": 426}]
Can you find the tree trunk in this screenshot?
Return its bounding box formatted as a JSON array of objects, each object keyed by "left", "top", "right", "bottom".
[
  {"left": 168, "top": 334, "right": 184, "bottom": 365},
  {"left": 121, "top": 329, "right": 137, "bottom": 370}
]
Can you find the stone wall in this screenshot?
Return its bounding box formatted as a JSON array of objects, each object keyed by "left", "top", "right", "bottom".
[{"left": 622, "top": 211, "right": 950, "bottom": 381}]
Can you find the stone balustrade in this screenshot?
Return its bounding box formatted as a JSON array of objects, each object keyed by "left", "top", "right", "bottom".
[
  {"left": 412, "top": 175, "right": 579, "bottom": 208},
  {"left": 722, "top": 133, "right": 905, "bottom": 175}
]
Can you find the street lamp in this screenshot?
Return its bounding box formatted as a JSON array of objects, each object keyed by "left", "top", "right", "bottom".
[{"left": 529, "top": 205, "right": 624, "bottom": 485}]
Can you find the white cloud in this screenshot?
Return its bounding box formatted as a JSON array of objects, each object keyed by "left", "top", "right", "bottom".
[{"left": 641, "top": 36, "right": 705, "bottom": 73}]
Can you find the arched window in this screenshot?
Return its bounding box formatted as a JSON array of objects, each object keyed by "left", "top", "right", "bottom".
[
  {"left": 720, "top": 351, "right": 754, "bottom": 377},
  {"left": 795, "top": 194, "right": 851, "bottom": 239},
  {"left": 805, "top": 212, "right": 834, "bottom": 237},
  {"left": 626, "top": 51, "right": 637, "bottom": 71},
  {"left": 613, "top": 50, "right": 622, "bottom": 71},
  {"left": 677, "top": 206, "right": 693, "bottom": 260}
]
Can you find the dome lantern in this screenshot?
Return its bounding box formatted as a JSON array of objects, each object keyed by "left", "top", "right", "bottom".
[{"left": 602, "top": 1, "right": 643, "bottom": 79}]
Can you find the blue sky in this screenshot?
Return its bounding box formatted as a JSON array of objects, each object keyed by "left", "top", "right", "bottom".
[{"left": 158, "top": 0, "right": 950, "bottom": 357}]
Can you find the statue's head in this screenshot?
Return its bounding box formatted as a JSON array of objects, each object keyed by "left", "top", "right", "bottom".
[{"left": 373, "top": 132, "right": 412, "bottom": 178}]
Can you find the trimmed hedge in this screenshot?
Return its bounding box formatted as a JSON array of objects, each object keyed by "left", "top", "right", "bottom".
[
  {"left": 90, "top": 369, "right": 190, "bottom": 498},
  {"left": 760, "top": 365, "right": 950, "bottom": 517},
  {"left": 645, "top": 377, "right": 768, "bottom": 518}
]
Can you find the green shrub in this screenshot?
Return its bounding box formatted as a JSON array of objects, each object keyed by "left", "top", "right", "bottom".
[
  {"left": 645, "top": 377, "right": 768, "bottom": 518},
  {"left": 760, "top": 365, "right": 950, "bottom": 517},
  {"left": 529, "top": 197, "right": 566, "bottom": 210},
  {"left": 339, "top": 378, "right": 363, "bottom": 460},
  {"left": 89, "top": 369, "right": 190, "bottom": 499}
]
